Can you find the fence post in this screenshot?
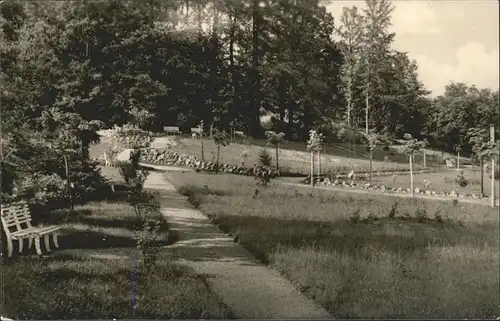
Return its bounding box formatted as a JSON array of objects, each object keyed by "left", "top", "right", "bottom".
[{"left": 491, "top": 126, "right": 496, "bottom": 207}]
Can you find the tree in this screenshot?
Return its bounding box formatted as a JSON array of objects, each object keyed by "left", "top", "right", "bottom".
[
  {"left": 306, "top": 129, "right": 324, "bottom": 187},
  {"left": 336, "top": 6, "right": 364, "bottom": 128},
  {"left": 212, "top": 129, "right": 230, "bottom": 173},
  {"left": 265, "top": 130, "right": 285, "bottom": 171},
  {"left": 467, "top": 127, "right": 490, "bottom": 196},
  {"left": 362, "top": 131, "right": 388, "bottom": 183},
  {"left": 398, "top": 133, "right": 426, "bottom": 196},
  {"left": 359, "top": 0, "right": 395, "bottom": 135}
]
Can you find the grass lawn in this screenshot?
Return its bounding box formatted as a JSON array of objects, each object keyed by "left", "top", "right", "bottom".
[
  {"left": 167, "top": 171, "right": 499, "bottom": 319},
  {"left": 145, "top": 136, "right": 442, "bottom": 175},
  {"left": 1, "top": 173, "right": 231, "bottom": 319},
  {"left": 369, "top": 168, "right": 500, "bottom": 197}
]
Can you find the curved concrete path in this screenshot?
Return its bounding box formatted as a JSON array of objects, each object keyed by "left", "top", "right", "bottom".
[{"left": 144, "top": 170, "right": 332, "bottom": 319}]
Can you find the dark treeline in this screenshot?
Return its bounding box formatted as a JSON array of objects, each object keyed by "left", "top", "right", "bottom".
[{"left": 1, "top": 0, "right": 498, "bottom": 156}]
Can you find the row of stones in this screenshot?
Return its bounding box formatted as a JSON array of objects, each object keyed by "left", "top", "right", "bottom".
[
  {"left": 313, "top": 177, "right": 485, "bottom": 200},
  {"left": 139, "top": 148, "right": 279, "bottom": 176}
]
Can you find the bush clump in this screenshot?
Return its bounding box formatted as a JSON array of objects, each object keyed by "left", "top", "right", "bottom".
[{"left": 254, "top": 149, "right": 278, "bottom": 186}]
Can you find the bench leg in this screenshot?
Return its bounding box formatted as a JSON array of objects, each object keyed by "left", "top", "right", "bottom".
[
  {"left": 34, "top": 237, "right": 42, "bottom": 256},
  {"left": 6, "top": 238, "right": 13, "bottom": 257},
  {"left": 44, "top": 234, "right": 51, "bottom": 252},
  {"left": 18, "top": 238, "right": 23, "bottom": 253},
  {"left": 52, "top": 233, "right": 59, "bottom": 248}
]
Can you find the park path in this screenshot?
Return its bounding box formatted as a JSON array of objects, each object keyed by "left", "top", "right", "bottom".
[{"left": 143, "top": 169, "right": 333, "bottom": 320}]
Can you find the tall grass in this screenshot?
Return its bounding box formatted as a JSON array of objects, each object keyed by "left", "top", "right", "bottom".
[{"left": 168, "top": 171, "right": 499, "bottom": 319}]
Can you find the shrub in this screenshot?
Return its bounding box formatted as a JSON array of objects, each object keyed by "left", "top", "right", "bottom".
[
  {"left": 349, "top": 208, "right": 361, "bottom": 223},
  {"left": 117, "top": 161, "right": 137, "bottom": 184},
  {"left": 388, "top": 201, "right": 398, "bottom": 218},
  {"left": 415, "top": 206, "right": 428, "bottom": 223},
  {"left": 454, "top": 171, "right": 469, "bottom": 187},
  {"left": 135, "top": 220, "right": 163, "bottom": 272},
  {"left": 257, "top": 148, "right": 272, "bottom": 167},
  {"left": 111, "top": 124, "right": 152, "bottom": 151},
  {"left": 30, "top": 173, "right": 68, "bottom": 207},
  {"left": 254, "top": 149, "right": 277, "bottom": 186}
]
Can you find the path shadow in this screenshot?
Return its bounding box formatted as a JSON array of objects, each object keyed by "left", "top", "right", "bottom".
[{"left": 58, "top": 230, "right": 137, "bottom": 250}]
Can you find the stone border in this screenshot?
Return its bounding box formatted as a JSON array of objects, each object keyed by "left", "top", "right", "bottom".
[{"left": 306, "top": 176, "right": 489, "bottom": 201}]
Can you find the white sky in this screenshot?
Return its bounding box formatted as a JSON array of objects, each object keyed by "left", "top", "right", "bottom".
[{"left": 325, "top": 0, "right": 500, "bottom": 96}]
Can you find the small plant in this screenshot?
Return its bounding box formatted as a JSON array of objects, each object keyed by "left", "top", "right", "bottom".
[
  {"left": 258, "top": 148, "right": 272, "bottom": 167},
  {"left": 135, "top": 220, "right": 163, "bottom": 272},
  {"left": 213, "top": 130, "right": 230, "bottom": 173},
  {"left": 117, "top": 161, "right": 137, "bottom": 184},
  {"left": 349, "top": 208, "right": 361, "bottom": 223},
  {"left": 388, "top": 201, "right": 398, "bottom": 218},
  {"left": 454, "top": 170, "right": 469, "bottom": 187},
  {"left": 415, "top": 206, "right": 428, "bottom": 223},
  {"left": 367, "top": 212, "right": 377, "bottom": 222},
  {"left": 265, "top": 131, "right": 285, "bottom": 171},
  {"left": 254, "top": 149, "right": 277, "bottom": 187},
  {"left": 240, "top": 150, "right": 248, "bottom": 167},
  {"left": 434, "top": 212, "right": 444, "bottom": 224}
]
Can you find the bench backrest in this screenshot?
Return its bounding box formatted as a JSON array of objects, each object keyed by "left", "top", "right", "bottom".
[
  {"left": 164, "top": 126, "right": 180, "bottom": 133},
  {"left": 1, "top": 201, "right": 33, "bottom": 235},
  {"left": 234, "top": 131, "right": 245, "bottom": 136},
  {"left": 191, "top": 127, "right": 202, "bottom": 134}
]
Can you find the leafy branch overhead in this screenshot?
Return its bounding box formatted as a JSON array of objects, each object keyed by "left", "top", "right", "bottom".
[{"left": 398, "top": 133, "right": 426, "bottom": 155}]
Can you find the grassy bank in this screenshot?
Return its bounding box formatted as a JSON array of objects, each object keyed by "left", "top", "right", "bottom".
[
  {"left": 369, "top": 168, "right": 500, "bottom": 197},
  {"left": 167, "top": 171, "right": 499, "bottom": 319},
  {"left": 1, "top": 188, "right": 231, "bottom": 319}
]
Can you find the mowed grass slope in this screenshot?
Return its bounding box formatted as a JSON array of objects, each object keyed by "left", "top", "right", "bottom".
[
  {"left": 152, "top": 136, "right": 437, "bottom": 175},
  {"left": 167, "top": 171, "right": 499, "bottom": 319},
  {"left": 2, "top": 170, "right": 231, "bottom": 319}
]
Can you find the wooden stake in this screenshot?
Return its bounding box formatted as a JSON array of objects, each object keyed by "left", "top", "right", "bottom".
[
  {"left": 409, "top": 153, "right": 414, "bottom": 196},
  {"left": 310, "top": 151, "right": 314, "bottom": 188},
  {"left": 423, "top": 150, "right": 426, "bottom": 168},
  {"left": 491, "top": 126, "right": 495, "bottom": 207},
  {"left": 317, "top": 150, "right": 321, "bottom": 182}
]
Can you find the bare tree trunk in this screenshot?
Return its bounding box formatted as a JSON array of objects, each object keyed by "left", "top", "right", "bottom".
[
  {"left": 369, "top": 150, "right": 373, "bottom": 183},
  {"left": 310, "top": 151, "right": 314, "bottom": 188},
  {"left": 251, "top": 0, "right": 263, "bottom": 138},
  {"left": 216, "top": 144, "right": 220, "bottom": 173},
  {"left": 201, "top": 134, "right": 204, "bottom": 161},
  {"left": 480, "top": 156, "right": 484, "bottom": 196},
  {"left": 365, "top": 82, "right": 369, "bottom": 135},
  {"left": 492, "top": 155, "right": 496, "bottom": 207},
  {"left": 409, "top": 153, "right": 414, "bottom": 196},
  {"left": 275, "top": 145, "right": 279, "bottom": 171},
  {"left": 491, "top": 125, "right": 496, "bottom": 207},
  {"left": 317, "top": 150, "right": 321, "bottom": 181},
  {"left": 63, "top": 154, "right": 73, "bottom": 212}
]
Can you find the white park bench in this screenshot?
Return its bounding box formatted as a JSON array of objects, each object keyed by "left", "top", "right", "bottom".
[
  {"left": 1, "top": 201, "right": 61, "bottom": 257},
  {"left": 234, "top": 130, "right": 245, "bottom": 138},
  {"left": 102, "top": 151, "right": 118, "bottom": 167},
  {"left": 164, "top": 126, "right": 181, "bottom": 135},
  {"left": 191, "top": 127, "right": 202, "bottom": 139}
]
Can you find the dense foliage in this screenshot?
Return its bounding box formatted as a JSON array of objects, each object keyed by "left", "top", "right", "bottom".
[{"left": 1, "top": 0, "right": 498, "bottom": 198}]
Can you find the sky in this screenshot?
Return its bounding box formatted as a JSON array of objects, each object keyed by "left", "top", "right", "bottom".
[{"left": 325, "top": 0, "right": 499, "bottom": 96}]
